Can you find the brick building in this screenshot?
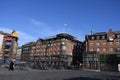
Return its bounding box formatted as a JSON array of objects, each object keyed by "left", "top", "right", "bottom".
[
  {"left": 84, "top": 29, "right": 120, "bottom": 70},
  {"left": 86, "top": 29, "right": 120, "bottom": 54},
  {"left": 21, "top": 33, "right": 83, "bottom": 68},
  {"left": 21, "top": 42, "right": 35, "bottom": 61}
]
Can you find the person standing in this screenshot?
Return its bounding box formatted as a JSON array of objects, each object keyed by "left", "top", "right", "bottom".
[{"left": 9, "top": 61, "right": 14, "bottom": 71}]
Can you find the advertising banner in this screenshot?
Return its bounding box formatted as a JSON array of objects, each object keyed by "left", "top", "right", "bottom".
[
  {"left": 6, "top": 36, "right": 12, "bottom": 41},
  {"left": 0, "top": 34, "right": 4, "bottom": 52}
]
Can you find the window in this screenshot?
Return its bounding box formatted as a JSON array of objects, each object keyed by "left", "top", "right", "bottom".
[
  {"left": 61, "top": 38, "right": 66, "bottom": 40},
  {"left": 103, "top": 48, "right": 106, "bottom": 52},
  {"left": 50, "top": 44, "right": 53, "bottom": 46},
  {"left": 102, "top": 36, "right": 105, "bottom": 39},
  {"left": 90, "top": 48, "right": 94, "bottom": 51},
  {"left": 116, "top": 48, "right": 120, "bottom": 52},
  {"left": 103, "top": 42, "right": 106, "bottom": 46},
  {"left": 96, "top": 48, "right": 100, "bottom": 52},
  {"left": 96, "top": 42, "right": 100, "bottom": 46},
  {"left": 117, "top": 35, "right": 120, "bottom": 38},
  {"left": 91, "top": 36, "right": 94, "bottom": 40},
  {"left": 97, "top": 36, "right": 100, "bottom": 39},
  {"left": 116, "top": 42, "right": 120, "bottom": 45},
  {"left": 109, "top": 42, "right": 113, "bottom": 45},
  {"left": 90, "top": 43, "right": 94, "bottom": 46},
  {"left": 110, "top": 48, "right": 113, "bottom": 52},
  {"left": 54, "top": 43, "right": 56, "bottom": 46}
]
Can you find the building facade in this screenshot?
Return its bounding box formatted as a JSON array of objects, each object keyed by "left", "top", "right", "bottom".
[
  {"left": 0, "top": 30, "right": 19, "bottom": 62},
  {"left": 84, "top": 29, "right": 120, "bottom": 70},
  {"left": 16, "top": 47, "right": 22, "bottom": 60},
  {"left": 21, "top": 42, "right": 35, "bottom": 61},
  {"left": 21, "top": 33, "right": 83, "bottom": 68},
  {"left": 86, "top": 29, "right": 120, "bottom": 54}
]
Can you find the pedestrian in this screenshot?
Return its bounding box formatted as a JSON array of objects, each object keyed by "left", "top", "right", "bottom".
[{"left": 9, "top": 61, "right": 14, "bottom": 71}]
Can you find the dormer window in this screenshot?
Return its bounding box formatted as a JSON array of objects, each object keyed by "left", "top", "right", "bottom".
[
  {"left": 91, "top": 36, "right": 94, "bottom": 40},
  {"left": 117, "top": 35, "right": 120, "bottom": 39},
  {"left": 102, "top": 36, "right": 105, "bottom": 39},
  {"left": 97, "top": 36, "right": 100, "bottom": 39}
]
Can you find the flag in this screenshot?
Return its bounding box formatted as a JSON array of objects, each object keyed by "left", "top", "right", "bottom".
[
  {"left": 63, "top": 23, "right": 68, "bottom": 33},
  {"left": 64, "top": 23, "right": 68, "bottom": 27}
]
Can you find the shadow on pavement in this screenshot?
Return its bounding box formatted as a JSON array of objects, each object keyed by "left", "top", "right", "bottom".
[
  {"left": 106, "top": 75, "right": 120, "bottom": 80},
  {"left": 64, "top": 77, "right": 99, "bottom": 80}
]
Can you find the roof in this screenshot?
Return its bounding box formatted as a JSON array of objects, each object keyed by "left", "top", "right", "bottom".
[
  {"left": 94, "top": 32, "right": 107, "bottom": 35},
  {"left": 113, "top": 31, "right": 120, "bottom": 34},
  {"left": 91, "top": 30, "right": 120, "bottom": 36}
]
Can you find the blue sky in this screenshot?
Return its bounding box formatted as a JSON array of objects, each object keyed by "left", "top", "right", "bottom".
[{"left": 0, "top": 0, "right": 120, "bottom": 46}]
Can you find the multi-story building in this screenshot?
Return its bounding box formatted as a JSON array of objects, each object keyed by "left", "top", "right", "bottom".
[
  {"left": 0, "top": 32, "right": 4, "bottom": 60},
  {"left": 21, "top": 42, "right": 35, "bottom": 61},
  {"left": 0, "top": 30, "right": 18, "bottom": 62},
  {"left": 84, "top": 29, "right": 120, "bottom": 70},
  {"left": 22, "top": 33, "right": 83, "bottom": 68},
  {"left": 16, "top": 47, "right": 22, "bottom": 60},
  {"left": 86, "top": 29, "right": 120, "bottom": 54}
]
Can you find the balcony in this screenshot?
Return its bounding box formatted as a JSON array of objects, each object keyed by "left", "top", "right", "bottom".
[
  {"left": 4, "top": 49, "right": 10, "bottom": 51},
  {"left": 4, "top": 54, "right": 9, "bottom": 57}
]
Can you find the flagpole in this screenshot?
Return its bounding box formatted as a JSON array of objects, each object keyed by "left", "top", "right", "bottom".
[{"left": 63, "top": 23, "right": 67, "bottom": 33}]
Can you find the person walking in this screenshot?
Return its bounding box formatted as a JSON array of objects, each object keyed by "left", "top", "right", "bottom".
[{"left": 9, "top": 61, "right": 14, "bottom": 71}]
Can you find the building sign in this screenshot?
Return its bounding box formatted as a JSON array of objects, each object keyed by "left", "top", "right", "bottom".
[
  {"left": 0, "top": 35, "right": 4, "bottom": 52},
  {"left": 6, "top": 36, "right": 12, "bottom": 41}
]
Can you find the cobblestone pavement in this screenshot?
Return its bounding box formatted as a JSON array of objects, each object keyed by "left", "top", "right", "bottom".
[{"left": 0, "top": 68, "right": 120, "bottom": 80}]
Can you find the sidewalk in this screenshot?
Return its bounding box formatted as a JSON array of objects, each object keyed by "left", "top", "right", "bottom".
[{"left": 0, "top": 68, "right": 120, "bottom": 80}]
